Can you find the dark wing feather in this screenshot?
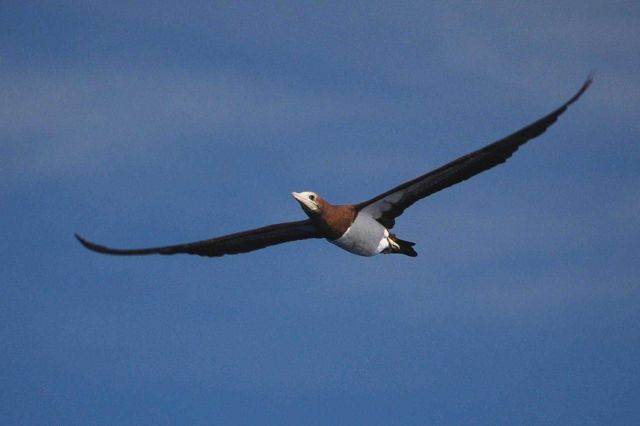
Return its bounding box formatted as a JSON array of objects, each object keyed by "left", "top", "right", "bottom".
[
  {"left": 356, "top": 78, "right": 592, "bottom": 229},
  {"left": 75, "top": 219, "right": 321, "bottom": 258}
]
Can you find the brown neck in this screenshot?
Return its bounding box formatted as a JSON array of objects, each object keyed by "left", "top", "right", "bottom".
[{"left": 311, "top": 199, "right": 357, "bottom": 240}]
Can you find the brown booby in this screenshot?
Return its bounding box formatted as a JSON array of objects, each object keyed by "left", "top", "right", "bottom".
[{"left": 76, "top": 78, "right": 592, "bottom": 258}]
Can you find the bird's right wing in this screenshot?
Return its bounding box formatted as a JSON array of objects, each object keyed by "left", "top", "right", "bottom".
[
  {"left": 75, "top": 219, "right": 322, "bottom": 258},
  {"left": 356, "top": 77, "right": 592, "bottom": 229}
]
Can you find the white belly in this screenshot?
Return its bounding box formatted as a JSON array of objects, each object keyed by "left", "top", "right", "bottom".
[{"left": 330, "top": 213, "right": 389, "bottom": 256}]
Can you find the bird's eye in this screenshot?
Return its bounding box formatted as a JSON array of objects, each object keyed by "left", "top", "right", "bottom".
[{"left": 309, "top": 194, "right": 316, "bottom": 201}]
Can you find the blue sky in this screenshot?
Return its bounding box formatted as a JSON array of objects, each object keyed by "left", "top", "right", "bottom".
[{"left": 2, "top": 1, "right": 639, "bottom": 424}]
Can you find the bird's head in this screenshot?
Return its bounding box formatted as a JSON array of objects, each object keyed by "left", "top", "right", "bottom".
[{"left": 292, "top": 191, "right": 323, "bottom": 216}]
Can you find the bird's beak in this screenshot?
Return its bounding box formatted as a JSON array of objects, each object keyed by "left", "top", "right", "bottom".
[{"left": 291, "top": 192, "right": 305, "bottom": 203}]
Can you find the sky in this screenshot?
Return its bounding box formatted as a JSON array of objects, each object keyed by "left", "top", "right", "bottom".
[{"left": 2, "top": 1, "right": 640, "bottom": 424}]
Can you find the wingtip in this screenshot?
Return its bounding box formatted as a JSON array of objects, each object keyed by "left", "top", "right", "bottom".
[
  {"left": 583, "top": 74, "right": 594, "bottom": 91},
  {"left": 74, "top": 233, "right": 87, "bottom": 246},
  {"left": 73, "top": 233, "right": 92, "bottom": 250},
  {"left": 567, "top": 75, "right": 593, "bottom": 105},
  {"left": 75, "top": 233, "right": 107, "bottom": 253}
]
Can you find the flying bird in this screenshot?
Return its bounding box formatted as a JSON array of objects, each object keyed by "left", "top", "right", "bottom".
[{"left": 76, "top": 78, "right": 592, "bottom": 258}]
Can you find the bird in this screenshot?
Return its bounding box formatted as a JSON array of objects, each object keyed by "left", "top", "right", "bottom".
[{"left": 76, "top": 78, "right": 592, "bottom": 259}]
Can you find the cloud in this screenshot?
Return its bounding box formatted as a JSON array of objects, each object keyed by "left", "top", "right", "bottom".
[
  {"left": 4, "top": 2, "right": 637, "bottom": 194},
  {"left": 47, "top": 2, "right": 640, "bottom": 107},
  {"left": 1, "top": 66, "right": 385, "bottom": 189}
]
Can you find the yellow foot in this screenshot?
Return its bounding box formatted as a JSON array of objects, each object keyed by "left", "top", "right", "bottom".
[{"left": 387, "top": 237, "right": 400, "bottom": 251}]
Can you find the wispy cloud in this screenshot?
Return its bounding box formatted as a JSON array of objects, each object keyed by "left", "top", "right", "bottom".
[
  {"left": 1, "top": 66, "right": 386, "bottom": 188},
  {"left": 4, "top": 1, "right": 637, "bottom": 192}
]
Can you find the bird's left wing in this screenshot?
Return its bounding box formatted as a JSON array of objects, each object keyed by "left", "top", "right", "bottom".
[
  {"left": 76, "top": 219, "right": 321, "bottom": 258},
  {"left": 356, "top": 78, "right": 592, "bottom": 229}
]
